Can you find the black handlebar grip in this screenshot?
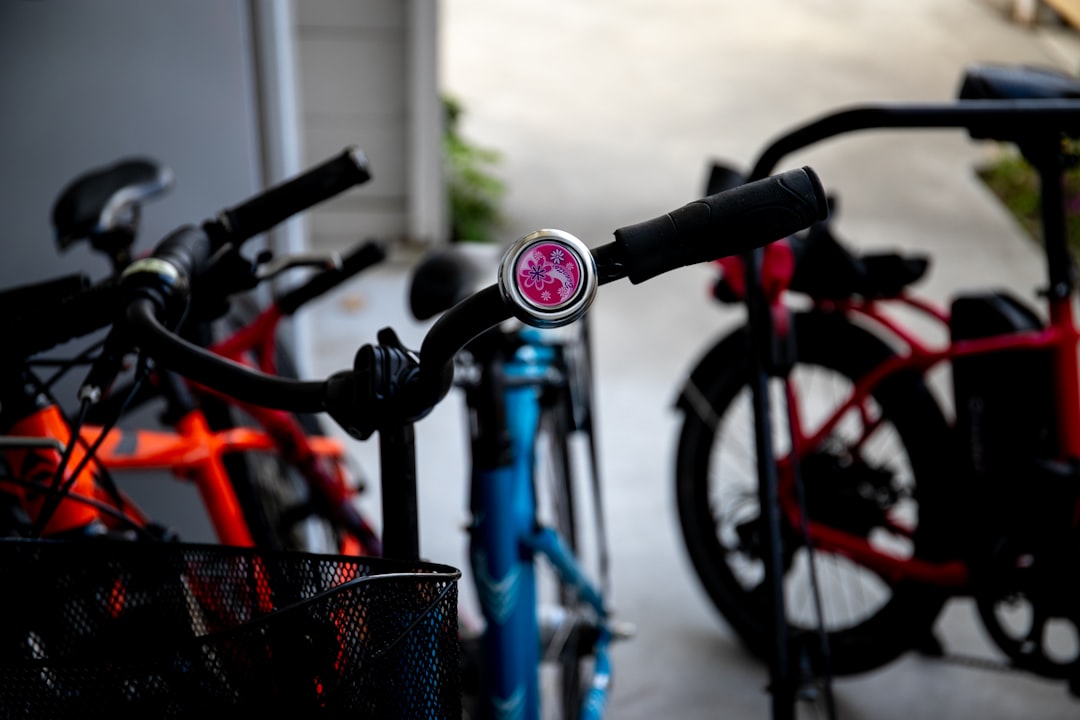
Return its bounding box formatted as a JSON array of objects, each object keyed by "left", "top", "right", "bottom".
[
  {"left": 612, "top": 166, "right": 827, "bottom": 284},
  {"left": 0, "top": 274, "right": 89, "bottom": 318},
  {"left": 151, "top": 224, "right": 213, "bottom": 280},
  {"left": 216, "top": 147, "right": 371, "bottom": 245},
  {"left": 278, "top": 239, "right": 388, "bottom": 316},
  {"left": 6, "top": 279, "right": 120, "bottom": 359}
]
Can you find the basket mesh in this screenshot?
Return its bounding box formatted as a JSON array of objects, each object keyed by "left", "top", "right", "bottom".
[{"left": 0, "top": 539, "right": 460, "bottom": 719}]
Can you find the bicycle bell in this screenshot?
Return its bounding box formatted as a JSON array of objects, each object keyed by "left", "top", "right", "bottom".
[{"left": 498, "top": 229, "right": 598, "bottom": 328}]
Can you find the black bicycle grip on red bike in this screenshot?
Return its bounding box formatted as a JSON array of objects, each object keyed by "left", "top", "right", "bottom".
[
  {"left": 151, "top": 224, "right": 212, "bottom": 279},
  {"left": 611, "top": 166, "right": 827, "bottom": 284},
  {"left": 4, "top": 227, "right": 203, "bottom": 361},
  {"left": 277, "top": 239, "right": 387, "bottom": 316},
  {"left": 214, "top": 147, "right": 371, "bottom": 245},
  {"left": 4, "top": 279, "right": 121, "bottom": 360}
]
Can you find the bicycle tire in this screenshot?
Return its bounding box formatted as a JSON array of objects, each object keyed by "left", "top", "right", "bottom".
[
  {"left": 536, "top": 382, "right": 587, "bottom": 719},
  {"left": 675, "top": 310, "right": 956, "bottom": 676}
]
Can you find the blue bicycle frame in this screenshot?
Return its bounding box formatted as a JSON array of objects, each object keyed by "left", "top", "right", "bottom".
[{"left": 465, "top": 326, "right": 613, "bottom": 720}]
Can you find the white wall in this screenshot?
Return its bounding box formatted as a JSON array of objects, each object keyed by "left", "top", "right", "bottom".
[
  {"left": 292, "top": 0, "right": 444, "bottom": 250},
  {"left": 0, "top": 0, "right": 264, "bottom": 541},
  {"left": 0, "top": 0, "right": 263, "bottom": 287}
]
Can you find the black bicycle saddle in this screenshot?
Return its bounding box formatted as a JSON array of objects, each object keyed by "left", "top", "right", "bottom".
[
  {"left": 409, "top": 244, "right": 500, "bottom": 321},
  {"left": 51, "top": 157, "right": 172, "bottom": 249},
  {"left": 958, "top": 63, "right": 1080, "bottom": 102},
  {"left": 957, "top": 63, "right": 1080, "bottom": 159},
  {"left": 787, "top": 220, "right": 929, "bottom": 301}
]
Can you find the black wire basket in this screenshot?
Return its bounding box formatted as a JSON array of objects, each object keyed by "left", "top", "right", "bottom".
[{"left": 0, "top": 538, "right": 461, "bottom": 719}]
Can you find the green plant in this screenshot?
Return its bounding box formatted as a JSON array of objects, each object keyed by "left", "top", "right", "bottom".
[
  {"left": 976, "top": 144, "right": 1080, "bottom": 255},
  {"left": 443, "top": 95, "right": 506, "bottom": 243}
]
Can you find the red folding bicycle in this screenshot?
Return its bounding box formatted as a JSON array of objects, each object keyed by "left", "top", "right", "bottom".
[{"left": 674, "top": 63, "right": 1080, "bottom": 700}]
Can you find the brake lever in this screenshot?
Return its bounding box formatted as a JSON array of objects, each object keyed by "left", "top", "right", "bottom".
[{"left": 255, "top": 251, "right": 343, "bottom": 282}]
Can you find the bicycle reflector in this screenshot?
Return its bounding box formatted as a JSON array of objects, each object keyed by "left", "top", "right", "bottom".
[{"left": 498, "top": 229, "right": 598, "bottom": 328}]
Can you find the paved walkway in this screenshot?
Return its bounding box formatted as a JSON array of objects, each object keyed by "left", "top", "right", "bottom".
[{"left": 309, "top": 1, "right": 1080, "bottom": 717}]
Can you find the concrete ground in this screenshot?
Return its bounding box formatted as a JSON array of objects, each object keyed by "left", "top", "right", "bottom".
[{"left": 305, "top": 1, "right": 1080, "bottom": 717}]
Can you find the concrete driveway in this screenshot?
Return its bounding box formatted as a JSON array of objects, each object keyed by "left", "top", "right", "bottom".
[{"left": 308, "top": 1, "right": 1080, "bottom": 717}]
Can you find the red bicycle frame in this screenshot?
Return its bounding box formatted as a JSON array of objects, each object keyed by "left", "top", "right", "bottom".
[
  {"left": 774, "top": 288, "right": 1080, "bottom": 588},
  {"left": 733, "top": 99, "right": 1080, "bottom": 595},
  {"left": 203, "top": 299, "right": 376, "bottom": 555}
]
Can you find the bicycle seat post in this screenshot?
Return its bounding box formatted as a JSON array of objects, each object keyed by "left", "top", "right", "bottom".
[
  {"left": 1025, "top": 137, "right": 1076, "bottom": 301},
  {"left": 1022, "top": 135, "right": 1080, "bottom": 462}
]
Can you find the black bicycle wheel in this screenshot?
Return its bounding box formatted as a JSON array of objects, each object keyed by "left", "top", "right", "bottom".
[
  {"left": 675, "top": 310, "right": 957, "bottom": 676},
  {"left": 535, "top": 381, "right": 589, "bottom": 720}
]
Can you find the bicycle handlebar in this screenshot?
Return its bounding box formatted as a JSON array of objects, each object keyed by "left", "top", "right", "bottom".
[
  {"left": 745, "top": 100, "right": 1080, "bottom": 180},
  {"left": 3, "top": 279, "right": 122, "bottom": 361},
  {"left": 126, "top": 297, "right": 328, "bottom": 411},
  {"left": 119, "top": 166, "right": 827, "bottom": 439},
  {"left": 613, "top": 166, "right": 826, "bottom": 283},
  {"left": 277, "top": 239, "right": 387, "bottom": 316},
  {"left": 209, "top": 147, "right": 371, "bottom": 246},
  {"left": 1, "top": 148, "right": 375, "bottom": 363}
]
